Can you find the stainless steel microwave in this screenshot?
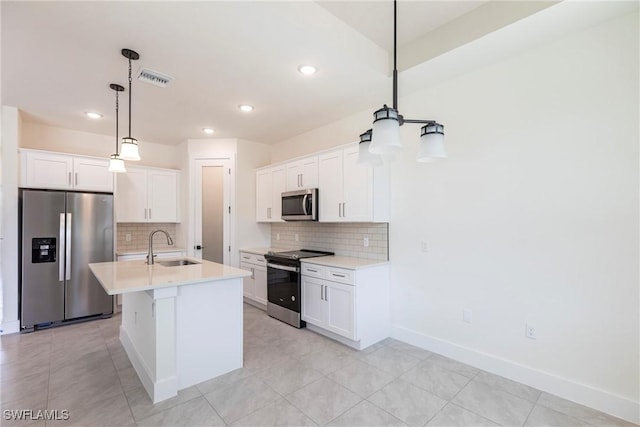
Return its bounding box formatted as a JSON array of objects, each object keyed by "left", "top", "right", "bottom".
[{"left": 281, "top": 189, "right": 318, "bottom": 221}]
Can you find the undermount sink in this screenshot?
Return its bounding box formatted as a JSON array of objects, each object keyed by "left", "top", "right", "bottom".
[{"left": 157, "top": 259, "right": 201, "bottom": 267}]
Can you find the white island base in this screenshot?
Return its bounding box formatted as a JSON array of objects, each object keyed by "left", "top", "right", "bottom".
[
  {"left": 89, "top": 258, "right": 249, "bottom": 404},
  {"left": 120, "top": 278, "right": 242, "bottom": 403}
]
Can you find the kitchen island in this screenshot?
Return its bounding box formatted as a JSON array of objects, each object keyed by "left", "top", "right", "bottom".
[{"left": 89, "top": 258, "right": 250, "bottom": 404}]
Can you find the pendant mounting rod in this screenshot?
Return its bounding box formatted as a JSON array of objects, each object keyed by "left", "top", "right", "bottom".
[{"left": 392, "top": 0, "right": 398, "bottom": 111}]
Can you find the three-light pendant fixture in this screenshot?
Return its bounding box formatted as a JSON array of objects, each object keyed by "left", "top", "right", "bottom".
[
  {"left": 357, "top": 0, "right": 446, "bottom": 166},
  {"left": 108, "top": 48, "right": 141, "bottom": 173}
]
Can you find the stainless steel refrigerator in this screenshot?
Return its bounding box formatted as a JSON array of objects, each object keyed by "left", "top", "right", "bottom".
[{"left": 20, "top": 189, "right": 113, "bottom": 331}]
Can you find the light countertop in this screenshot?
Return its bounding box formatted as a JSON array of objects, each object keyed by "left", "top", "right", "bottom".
[
  {"left": 302, "top": 256, "right": 389, "bottom": 270},
  {"left": 239, "top": 247, "right": 288, "bottom": 256},
  {"left": 89, "top": 258, "right": 250, "bottom": 295},
  {"left": 116, "top": 248, "right": 187, "bottom": 256}
]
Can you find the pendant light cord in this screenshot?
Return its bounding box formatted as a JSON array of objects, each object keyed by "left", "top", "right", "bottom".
[
  {"left": 392, "top": 0, "right": 398, "bottom": 110},
  {"left": 115, "top": 91, "right": 119, "bottom": 154},
  {"left": 127, "top": 58, "right": 132, "bottom": 138}
]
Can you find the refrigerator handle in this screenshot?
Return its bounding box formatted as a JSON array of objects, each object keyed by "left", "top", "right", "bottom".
[
  {"left": 65, "top": 213, "right": 72, "bottom": 280},
  {"left": 59, "top": 213, "right": 65, "bottom": 281}
]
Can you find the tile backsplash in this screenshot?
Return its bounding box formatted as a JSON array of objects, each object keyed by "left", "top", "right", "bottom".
[
  {"left": 271, "top": 222, "right": 388, "bottom": 260},
  {"left": 116, "top": 223, "right": 179, "bottom": 252}
]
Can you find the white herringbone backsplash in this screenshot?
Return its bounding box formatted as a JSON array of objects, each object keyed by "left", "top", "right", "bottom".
[{"left": 271, "top": 222, "right": 388, "bottom": 260}]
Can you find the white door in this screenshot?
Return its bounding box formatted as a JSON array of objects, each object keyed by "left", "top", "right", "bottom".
[
  {"left": 148, "top": 170, "right": 179, "bottom": 222},
  {"left": 25, "top": 151, "right": 73, "bottom": 189},
  {"left": 240, "top": 262, "right": 255, "bottom": 298},
  {"left": 318, "top": 151, "right": 343, "bottom": 222},
  {"left": 115, "top": 166, "right": 147, "bottom": 222},
  {"left": 73, "top": 157, "right": 113, "bottom": 192},
  {"left": 256, "top": 170, "right": 272, "bottom": 222},
  {"left": 253, "top": 265, "right": 268, "bottom": 305},
  {"left": 325, "top": 281, "right": 356, "bottom": 339},
  {"left": 301, "top": 276, "right": 325, "bottom": 326},
  {"left": 194, "top": 159, "right": 231, "bottom": 264},
  {"left": 270, "top": 166, "right": 286, "bottom": 222},
  {"left": 342, "top": 146, "right": 372, "bottom": 221}
]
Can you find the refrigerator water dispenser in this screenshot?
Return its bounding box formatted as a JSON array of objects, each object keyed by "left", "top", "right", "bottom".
[{"left": 32, "top": 237, "right": 56, "bottom": 263}]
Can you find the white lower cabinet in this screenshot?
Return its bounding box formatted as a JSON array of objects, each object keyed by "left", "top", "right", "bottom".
[
  {"left": 239, "top": 252, "right": 267, "bottom": 306},
  {"left": 301, "top": 261, "right": 389, "bottom": 349},
  {"left": 302, "top": 275, "right": 355, "bottom": 339}
]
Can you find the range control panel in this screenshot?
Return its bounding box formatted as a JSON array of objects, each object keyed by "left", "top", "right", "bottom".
[{"left": 32, "top": 237, "right": 56, "bottom": 263}]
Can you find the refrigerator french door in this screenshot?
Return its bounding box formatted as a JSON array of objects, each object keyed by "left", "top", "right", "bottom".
[{"left": 20, "top": 189, "right": 113, "bottom": 331}]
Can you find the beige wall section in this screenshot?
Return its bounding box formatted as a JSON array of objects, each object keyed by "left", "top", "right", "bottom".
[
  {"left": 270, "top": 10, "right": 639, "bottom": 422},
  {"left": 21, "top": 122, "right": 180, "bottom": 169},
  {"left": 1, "top": 106, "right": 22, "bottom": 334},
  {"left": 236, "top": 139, "right": 271, "bottom": 257}
]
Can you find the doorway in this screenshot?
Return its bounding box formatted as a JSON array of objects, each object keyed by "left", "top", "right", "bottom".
[{"left": 194, "top": 158, "right": 232, "bottom": 264}]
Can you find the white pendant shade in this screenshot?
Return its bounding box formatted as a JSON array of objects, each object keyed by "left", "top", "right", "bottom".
[
  {"left": 417, "top": 129, "right": 446, "bottom": 163},
  {"left": 120, "top": 137, "right": 140, "bottom": 161},
  {"left": 108, "top": 155, "right": 126, "bottom": 173},
  {"left": 370, "top": 117, "right": 402, "bottom": 155},
  {"left": 357, "top": 140, "right": 383, "bottom": 167}
]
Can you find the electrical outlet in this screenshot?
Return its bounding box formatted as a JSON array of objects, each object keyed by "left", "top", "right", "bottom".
[
  {"left": 526, "top": 323, "right": 537, "bottom": 340},
  {"left": 463, "top": 309, "right": 473, "bottom": 323},
  {"left": 276, "top": 233, "right": 280, "bottom": 241},
  {"left": 125, "top": 233, "right": 132, "bottom": 242},
  {"left": 421, "top": 241, "right": 429, "bottom": 252},
  {"left": 363, "top": 237, "right": 369, "bottom": 247},
  {"left": 295, "top": 233, "right": 299, "bottom": 242}
]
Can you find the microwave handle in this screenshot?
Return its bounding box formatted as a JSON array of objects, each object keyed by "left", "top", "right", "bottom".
[{"left": 302, "top": 194, "right": 308, "bottom": 215}]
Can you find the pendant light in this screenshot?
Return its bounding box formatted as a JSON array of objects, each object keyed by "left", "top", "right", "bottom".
[
  {"left": 108, "top": 83, "right": 126, "bottom": 173},
  {"left": 357, "top": 129, "right": 383, "bottom": 166},
  {"left": 359, "top": 0, "right": 446, "bottom": 165},
  {"left": 119, "top": 48, "right": 141, "bottom": 161}
]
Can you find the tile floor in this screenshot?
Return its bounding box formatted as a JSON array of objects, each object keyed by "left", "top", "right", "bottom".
[{"left": 1, "top": 304, "right": 635, "bottom": 427}]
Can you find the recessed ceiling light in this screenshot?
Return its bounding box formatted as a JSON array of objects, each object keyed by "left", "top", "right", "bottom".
[
  {"left": 85, "top": 112, "right": 102, "bottom": 119},
  {"left": 238, "top": 105, "right": 254, "bottom": 113},
  {"left": 298, "top": 65, "right": 317, "bottom": 75},
  {"left": 202, "top": 128, "right": 215, "bottom": 135}
]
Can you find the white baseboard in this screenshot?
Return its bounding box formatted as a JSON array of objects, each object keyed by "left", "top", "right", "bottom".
[
  {"left": 391, "top": 324, "right": 639, "bottom": 424},
  {"left": 0, "top": 320, "right": 20, "bottom": 335},
  {"left": 120, "top": 326, "right": 178, "bottom": 404}
]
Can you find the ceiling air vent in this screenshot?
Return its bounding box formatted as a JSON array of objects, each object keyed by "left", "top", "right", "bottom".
[{"left": 137, "top": 68, "right": 172, "bottom": 88}]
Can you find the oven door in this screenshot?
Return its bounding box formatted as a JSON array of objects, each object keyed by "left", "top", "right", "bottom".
[{"left": 267, "top": 262, "right": 301, "bottom": 312}]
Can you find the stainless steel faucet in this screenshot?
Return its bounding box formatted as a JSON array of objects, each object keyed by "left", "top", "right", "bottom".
[{"left": 147, "top": 229, "right": 174, "bottom": 264}]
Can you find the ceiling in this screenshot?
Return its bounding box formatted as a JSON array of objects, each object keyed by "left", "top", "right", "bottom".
[{"left": 0, "top": 1, "right": 622, "bottom": 146}]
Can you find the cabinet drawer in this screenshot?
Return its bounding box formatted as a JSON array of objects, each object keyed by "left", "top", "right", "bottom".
[
  {"left": 301, "top": 263, "right": 324, "bottom": 278},
  {"left": 326, "top": 267, "right": 354, "bottom": 285},
  {"left": 239, "top": 252, "right": 267, "bottom": 266}
]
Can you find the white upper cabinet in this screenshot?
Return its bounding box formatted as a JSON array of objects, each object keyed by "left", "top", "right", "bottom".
[
  {"left": 116, "top": 166, "right": 180, "bottom": 223},
  {"left": 318, "top": 145, "right": 389, "bottom": 222},
  {"left": 256, "top": 165, "right": 285, "bottom": 222},
  {"left": 285, "top": 156, "right": 318, "bottom": 191},
  {"left": 20, "top": 149, "right": 113, "bottom": 192}
]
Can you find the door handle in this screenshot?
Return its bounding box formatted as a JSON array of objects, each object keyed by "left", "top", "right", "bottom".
[
  {"left": 75, "top": 172, "right": 78, "bottom": 186},
  {"left": 59, "top": 213, "right": 65, "bottom": 282},
  {"left": 144, "top": 208, "right": 147, "bottom": 219},
  {"left": 267, "top": 207, "right": 271, "bottom": 219},
  {"left": 300, "top": 173, "right": 303, "bottom": 187},
  {"left": 342, "top": 202, "right": 346, "bottom": 218},
  {"left": 68, "top": 172, "right": 71, "bottom": 186},
  {"left": 65, "top": 213, "right": 72, "bottom": 280},
  {"left": 148, "top": 208, "right": 152, "bottom": 219},
  {"left": 251, "top": 267, "right": 255, "bottom": 280}
]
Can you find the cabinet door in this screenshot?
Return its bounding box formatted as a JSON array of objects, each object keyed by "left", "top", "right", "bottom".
[
  {"left": 285, "top": 162, "right": 303, "bottom": 191},
  {"left": 24, "top": 151, "right": 73, "bottom": 189},
  {"left": 318, "top": 151, "right": 343, "bottom": 222},
  {"left": 270, "top": 167, "right": 286, "bottom": 222},
  {"left": 240, "top": 262, "right": 255, "bottom": 298},
  {"left": 300, "top": 157, "right": 318, "bottom": 189},
  {"left": 116, "top": 166, "right": 147, "bottom": 222},
  {"left": 148, "top": 170, "right": 179, "bottom": 222},
  {"left": 253, "top": 265, "right": 268, "bottom": 305},
  {"left": 73, "top": 157, "right": 113, "bottom": 192},
  {"left": 301, "top": 276, "right": 325, "bottom": 326},
  {"left": 256, "top": 170, "right": 272, "bottom": 222},
  {"left": 342, "top": 146, "right": 372, "bottom": 221},
  {"left": 325, "top": 281, "right": 356, "bottom": 340}
]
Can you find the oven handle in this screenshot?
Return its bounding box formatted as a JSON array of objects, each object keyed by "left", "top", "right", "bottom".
[{"left": 267, "top": 263, "right": 299, "bottom": 273}]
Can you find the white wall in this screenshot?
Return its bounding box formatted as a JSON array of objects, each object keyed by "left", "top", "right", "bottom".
[
  {"left": 269, "top": 11, "right": 639, "bottom": 422},
  {"left": 1, "top": 106, "right": 22, "bottom": 334},
  {"left": 236, "top": 139, "right": 271, "bottom": 255},
  {"left": 21, "top": 122, "right": 180, "bottom": 169}
]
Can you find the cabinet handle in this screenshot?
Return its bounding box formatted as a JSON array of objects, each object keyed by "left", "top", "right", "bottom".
[
  {"left": 149, "top": 208, "right": 152, "bottom": 219},
  {"left": 144, "top": 208, "right": 147, "bottom": 219},
  {"left": 342, "top": 202, "right": 346, "bottom": 218},
  {"left": 267, "top": 207, "right": 271, "bottom": 219},
  {"left": 75, "top": 172, "right": 78, "bottom": 186},
  {"left": 300, "top": 173, "right": 303, "bottom": 187},
  {"left": 307, "top": 268, "right": 318, "bottom": 273},
  {"left": 338, "top": 203, "right": 341, "bottom": 217},
  {"left": 332, "top": 273, "right": 346, "bottom": 278},
  {"left": 325, "top": 285, "right": 329, "bottom": 301},
  {"left": 251, "top": 267, "right": 255, "bottom": 280},
  {"left": 242, "top": 256, "right": 251, "bottom": 260},
  {"left": 68, "top": 172, "right": 72, "bottom": 186},
  {"left": 321, "top": 285, "right": 324, "bottom": 301}
]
